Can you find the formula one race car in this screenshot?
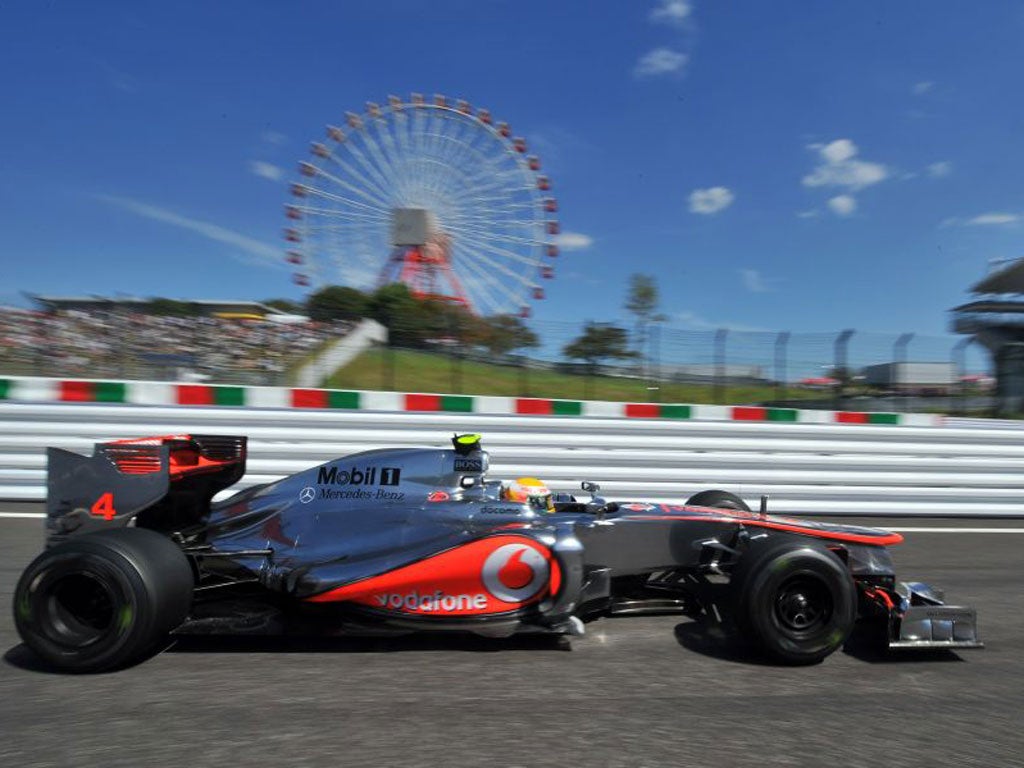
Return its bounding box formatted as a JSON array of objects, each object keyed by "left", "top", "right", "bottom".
[{"left": 13, "top": 433, "right": 982, "bottom": 672}]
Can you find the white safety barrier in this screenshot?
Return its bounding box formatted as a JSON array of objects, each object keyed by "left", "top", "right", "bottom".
[
  {"left": 292, "top": 319, "right": 387, "bottom": 388},
  {"left": 1, "top": 402, "right": 1022, "bottom": 516}
]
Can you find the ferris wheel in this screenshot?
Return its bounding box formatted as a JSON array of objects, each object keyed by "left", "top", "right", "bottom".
[{"left": 283, "top": 93, "right": 560, "bottom": 318}]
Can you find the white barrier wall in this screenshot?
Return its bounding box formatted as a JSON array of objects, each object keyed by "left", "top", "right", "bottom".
[{"left": 1, "top": 402, "right": 1022, "bottom": 516}]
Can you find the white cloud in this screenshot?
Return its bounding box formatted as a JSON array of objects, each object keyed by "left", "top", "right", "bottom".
[
  {"left": 650, "top": 0, "right": 692, "bottom": 26},
  {"left": 634, "top": 47, "right": 688, "bottom": 77},
  {"left": 554, "top": 232, "right": 594, "bottom": 250},
  {"left": 967, "top": 212, "right": 1019, "bottom": 226},
  {"left": 828, "top": 195, "right": 857, "bottom": 216},
  {"left": 97, "top": 194, "right": 282, "bottom": 264},
  {"left": 261, "top": 130, "right": 287, "bottom": 145},
  {"left": 802, "top": 139, "right": 888, "bottom": 191},
  {"left": 927, "top": 161, "right": 952, "bottom": 178},
  {"left": 913, "top": 81, "right": 934, "bottom": 95},
  {"left": 820, "top": 138, "right": 857, "bottom": 164},
  {"left": 796, "top": 209, "right": 819, "bottom": 219},
  {"left": 688, "top": 186, "right": 735, "bottom": 215},
  {"left": 250, "top": 160, "right": 284, "bottom": 181},
  {"left": 673, "top": 311, "right": 768, "bottom": 333},
  {"left": 739, "top": 268, "right": 771, "bottom": 293}
]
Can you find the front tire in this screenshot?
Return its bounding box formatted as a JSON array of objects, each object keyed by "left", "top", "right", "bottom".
[
  {"left": 686, "top": 490, "right": 751, "bottom": 512},
  {"left": 730, "top": 540, "right": 856, "bottom": 665},
  {"left": 13, "top": 528, "right": 193, "bottom": 673}
]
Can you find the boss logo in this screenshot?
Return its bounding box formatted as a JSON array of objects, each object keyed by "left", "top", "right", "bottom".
[{"left": 454, "top": 458, "right": 483, "bottom": 472}]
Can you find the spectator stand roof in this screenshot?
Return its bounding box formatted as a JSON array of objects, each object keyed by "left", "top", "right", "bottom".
[
  {"left": 952, "top": 299, "right": 1024, "bottom": 314},
  {"left": 951, "top": 259, "right": 1024, "bottom": 332},
  {"left": 970, "top": 257, "right": 1024, "bottom": 295},
  {"left": 27, "top": 295, "right": 289, "bottom": 319}
]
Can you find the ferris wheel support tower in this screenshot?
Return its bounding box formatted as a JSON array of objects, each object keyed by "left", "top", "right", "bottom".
[{"left": 378, "top": 208, "right": 471, "bottom": 308}]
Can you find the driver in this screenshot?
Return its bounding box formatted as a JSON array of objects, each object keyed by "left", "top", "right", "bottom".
[{"left": 501, "top": 477, "right": 555, "bottom": 514}]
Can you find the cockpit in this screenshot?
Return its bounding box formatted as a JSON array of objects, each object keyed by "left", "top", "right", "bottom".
[{"left": 445, "top": 434, "right": 608, "bottom": 517}]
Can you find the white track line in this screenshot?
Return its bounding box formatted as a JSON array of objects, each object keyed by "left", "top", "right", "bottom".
[{"left": 2, "top": 512, "right": 1024, "bottom": 532}]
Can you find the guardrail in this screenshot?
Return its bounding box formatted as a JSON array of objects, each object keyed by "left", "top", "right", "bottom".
[{"left": 1, "top": 401, "right": 1022, "bottom": 516}]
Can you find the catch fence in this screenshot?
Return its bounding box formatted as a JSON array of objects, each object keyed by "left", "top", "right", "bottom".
[{"left": 0, "top": 310, "right": 991, "bottom": 411}]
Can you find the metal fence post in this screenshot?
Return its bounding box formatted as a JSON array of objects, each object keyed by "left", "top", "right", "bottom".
[
  {"left": 953, "top": 337, "right": 971, "bottom": 415},
  {"left": 775, "top": 331, "right": 790, "bottom": 403},
  {"left": 35, "top": 313, "right": 44, "bottom": 376},
  {"left": 449, "top": 314, "right": 460, "bottom": 394},
  {"left": 313, "top": 322, "right": 324, "bottom": 388},
  {"left": 714, "top": 328, "right": 727, "bottom": 404},
  {"left": 651, "top": 322, "right": 662, "bottom": 402},
  {"left": 384, "top": 340, "right": 395, "bottom": 392},
  {"left": 894, "top": 333, "right": 914, "bottom": 411},
  {"left": 834, "top": 329, "right": 854, "bottom": 409}
]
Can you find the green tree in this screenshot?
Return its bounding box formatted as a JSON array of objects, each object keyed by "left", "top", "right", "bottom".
[
  {"left": 625, "top": 273, "right": 666, "bottom": 355},
  {"left": 306, "top": 285, "right": 368, "bottom": 323},
  {"left": 478, "top": 314, "right": 539, "bottom": 356},
  {"left": 366, "top": 283, "right": 426, "bottom": 346},
  {"left": 263, "top": 298, "right": 303, "bottom": 314},
  {"left": 563, "top": 322, "right": 634, "bottom": 372},
  {"left": 416, "top": 298, "right": 478, "bottom": 342},
  {"left": 625, "top": 273, "right": 659, "bottom": 325},
  {"left": 827, "top": 366, "right": 853, "bottom": 386},
  {"left": 147, "top": 298, "right": 198, "bottom": 317}
]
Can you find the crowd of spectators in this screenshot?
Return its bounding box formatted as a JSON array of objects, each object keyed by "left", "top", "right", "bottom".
[{"left": 0, "top": 307, "right": 353, "bottom": 385}]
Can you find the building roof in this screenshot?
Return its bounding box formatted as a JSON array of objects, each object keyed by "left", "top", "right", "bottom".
[
  {"left": 952, "top": 299, "right": 1024, "bottom": 314},
  {"left": 27, "top": 294, "right": 287, "bottom": 317},
  {"left": 971, "top": 258, "right": 1024, "bottom": 294}
]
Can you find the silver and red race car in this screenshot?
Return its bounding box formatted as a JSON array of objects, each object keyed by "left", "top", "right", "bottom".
[{"left": 13, "top": 433, "right": 982, "bottom": 672}]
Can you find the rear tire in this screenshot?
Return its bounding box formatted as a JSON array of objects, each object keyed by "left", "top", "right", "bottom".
[
  {"left": 13, "top": 528, "right": 193, "bottom": 673},
  {"left": 686, "top": 490, "right": 751, "bottom": 512},
  {"left": 730, "top": 540, "right": 856, "bottom": 665}
]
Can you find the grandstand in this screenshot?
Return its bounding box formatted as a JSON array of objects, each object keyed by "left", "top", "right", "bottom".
[
  {"left": 0, "top": 295, "right": 352, "bottom": 385},
  {"left": 952, "top": 257, "right": 1024, "bottom": 414}
]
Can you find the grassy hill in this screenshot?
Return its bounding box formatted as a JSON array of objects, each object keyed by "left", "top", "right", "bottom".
[{"left": 324, "top": 349, "right": 829, "bottom": 405}]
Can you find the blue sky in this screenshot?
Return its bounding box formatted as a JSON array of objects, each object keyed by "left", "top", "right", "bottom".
[{"left": 1, "top": 0, "right": 1022, "bottom": 342}]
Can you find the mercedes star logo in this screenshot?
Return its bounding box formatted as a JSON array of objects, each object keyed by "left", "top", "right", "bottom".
[{"left": 299, "top": 486, "right": 316, "bottom": 504}]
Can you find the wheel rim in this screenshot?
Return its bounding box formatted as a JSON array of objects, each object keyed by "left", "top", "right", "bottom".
[
  {"left": 43, "top": 572, "right": 117, "bottom": 648},
  {"left": 773, "top": 576, "right": 833, "bottom": 636}
]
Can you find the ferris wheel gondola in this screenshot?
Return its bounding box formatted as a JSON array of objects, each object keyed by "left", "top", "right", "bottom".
[{"left": 283, "top": 93, "right": 559, "bottom": 318}]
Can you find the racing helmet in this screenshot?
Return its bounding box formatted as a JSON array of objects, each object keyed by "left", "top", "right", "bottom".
[{"left": 502, "top": 477, "right": 555, "bottom": 514}]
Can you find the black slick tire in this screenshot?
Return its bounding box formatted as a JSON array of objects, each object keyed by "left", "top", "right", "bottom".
[
  {"left": 730, "top": 540, "right": 856, "bottom": 665},
  {"left": 685, "top": 490, "right": 751, "bottom": 512},
  {"left": 13, "top": 528, "right": 193, "bottom": 673}
]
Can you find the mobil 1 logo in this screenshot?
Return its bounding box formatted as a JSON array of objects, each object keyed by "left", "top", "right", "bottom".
[{"left": 317, "top": 465, "right": 402, "bottom": 487}]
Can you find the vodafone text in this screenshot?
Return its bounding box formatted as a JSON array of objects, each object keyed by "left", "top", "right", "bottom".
[{"left": 375, "top": 590, "right": 490, "bottom": 612}]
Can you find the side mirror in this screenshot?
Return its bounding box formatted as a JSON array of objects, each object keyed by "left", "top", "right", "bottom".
[{"left": 581, "top": 481, "right": 600, "bottom": 494}]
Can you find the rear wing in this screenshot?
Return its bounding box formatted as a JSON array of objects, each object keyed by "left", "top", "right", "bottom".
[{"left": 45, "top": 434, "right": 246, "bottom": 546}]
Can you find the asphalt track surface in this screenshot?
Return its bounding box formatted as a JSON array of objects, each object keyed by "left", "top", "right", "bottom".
[{"left": 2, "top": 503, "right": 1022, "bottom": 768}]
